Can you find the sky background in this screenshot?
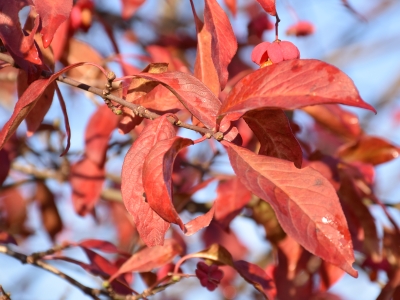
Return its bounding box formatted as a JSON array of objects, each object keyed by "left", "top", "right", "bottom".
[{"left": 1, "top": 0, "right": 400, "bottom": 299}]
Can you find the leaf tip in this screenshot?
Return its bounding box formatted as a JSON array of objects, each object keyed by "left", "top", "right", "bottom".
[{"left": 348, "top": 267, "right": 358, "bottom": 278}]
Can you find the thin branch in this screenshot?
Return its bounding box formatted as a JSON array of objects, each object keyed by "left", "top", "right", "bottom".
[
  {"left": 11, "top": 162, "right": 63, "bottom": 181},
  {"left": 0, "top": 245, "right": 109, "bottom": 300},
  {"left": 118, "top": 274, "right": 193, "bottom": 300},
  {"left": 0, "top": 285, "right": 11, "bottom": 300},
  {"left": 0, "top": 52, "right": 223, "bottom": 140}
]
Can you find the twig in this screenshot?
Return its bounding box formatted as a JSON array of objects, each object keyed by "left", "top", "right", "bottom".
[
  {"left": 27, "top": 242, "right": 71, "bottom": 262},
  {"left": 0, "top": 285, "right": 11, "bottom": 300},
  {"left": 119, "top": 274, "right": 192, "bottom": 300},
  {"left": 11, "top": 162, "right": 63, "bottom": 181},
  {"left": 0, "top": 52, "right": 222, "bottom": 140},
  {"left": 0, "top": 245, "right": 109, "bottom": 300}
]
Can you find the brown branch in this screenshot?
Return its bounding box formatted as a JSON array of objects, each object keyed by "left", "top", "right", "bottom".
[
  {"left": 0, "top": 52, "right": 222, "bottom": 140},
  {"left": 0, "top": 245, "right": 109, "bottom": 300},
  {"left": 11, "top": 162, "right": 63, "bottom": 181},
  {"left": 0, "top": 285, "right": 11, "bottom": 300},
  {"left": 116, "top": 274, "right": 192, "bottom": 300}
]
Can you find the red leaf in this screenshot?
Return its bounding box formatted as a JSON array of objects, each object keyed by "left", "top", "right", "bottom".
[
  {"left": 256, "top": 0, "right": 277, "bottom": 16},
  {"left": 0, "top": 149, "right": 10, "bottom": 186},
  {"left": 109, "top": 239, "right": 183, "bottom": 282},
  {"left": 33, "top": 0, "right": 73, "bottom": 48},
  {"left": 35, "top": 181, "right": 62, "bottom": 240},
  {"left": 121, "top": 0, "right": 145, "bottom": 20},
  {"left": 51, "top": 256, "right": 111, "bottom": 278},
  {"left": 17, "top": 71, "right": 55, "bottom": 136},
  {"left": 234, "top": 260, "right": 276, "bottom": 299},
  {"left": 306, "top": 158, "right": 340, "bottom": 191},
  {"left": 311, "top": 292, "right": 342, "bottom": 300},
  {"left": 189, "top": 242, "right": 235, "bottom": 266},
  {"left": 272, "top": 236, "right": 313, "bottom": 299},
  {"left": 143, "top": 137, "right": 193, "bottom": 231},
  {"left": 134, "top": 72, "right": 221, "bottom": 129},
  {"left": 319, "top": 261, "right": 345, "bottom": 292},
  {"left": 190, "top": 0, "right": 220, "bottom": 95},
  {"left": 248, "top": 13, "right": 274, "bottom": 39},
  {"left": 337, "top": 136, "right": 399, "bottom": 166},
  {"left": 50, "top": 16, "right": 70, "bottom": 61},
  {"left": 0, "top": 188, "right": 30, "bottom": 236},
  {"left": 219, "top": 59, "right": 376, "bottom": 120},
  {"left": 110, "top": 202, "right": 137, "bottom": 252},
  {"left": 85, "top": 105, "right": 119, "bottom": 166},
  {"left": 224, "top": 142, "right": 358, "bottom": 277},
  {"left": 243, "top": 109, "right": 303, "bottom": 168},
  {"left": 204, "top": 0, "right": 237, "bottom": 90},
  {"left": 70, "top": 157, "right": 105, "bottom": 216},
  {"left": 0, "top": 1, "right": 42, "bottom": 71},
  {"left": 81, "top": 247, "right": 119, "bottom": 276},
  {"left": 303, "top": 104, "right": 361, "bottom": 139},
  {"left": 0, "top": 62, "right": 89, "bottom": 151},
  {"left": 0, "top": 231, "right": 17, "bottom": 245},
  {"left": 135, "top": 85, "right": 184, "bottom": 113},
  {"left": 79, "top": 239, "right": 123, "bottom": 254},
  {"left": 224, "top": 0, "right": 237, "bottom": 16},
  {"left": 146, "top": 46, "right": 188, "bottom": 73},
  {"left": 376, "top": 268, "right": 400, "bottom": 300},
  {"left": 82, "top": 247, "right": 133, "bottom": 295},
  {"left": 203, "top": 221, "right": 247, "bottom": 261},
  {"left": 121, "top": 115, "right": 175, "bottom": 247},
  {"left": 214, "top": 177, "right": 252, "bottom": 229},
  {"left": 338, "top": 166, "right": 380, "bottom": 261},
  {"left": 185, "top": 204, "right": 215, "bottom": 236},
  {"left": 52, "top": 254, "right": 133, "bottom": 295},
  {"left": 286, "top": 21, "right": 315, "bottom": 37},
  {"left": 17, "top": 17, "right": 56, "bottom": 134}
]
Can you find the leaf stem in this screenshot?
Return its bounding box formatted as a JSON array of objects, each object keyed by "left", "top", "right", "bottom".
[{"left": 275, "top": 13, "right": 281, "bottom": 40}]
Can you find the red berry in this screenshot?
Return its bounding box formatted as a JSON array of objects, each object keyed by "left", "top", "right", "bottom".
[
  {"left": 279, "top": 41, "right": 300, "bottom": 60},
  {"left": 69, "top": 0, "right": 94, "bottom": 32},
  {"left": 251, "top": 40, "right": 300, "bottom": 67},
  {"left": 195, "top": 262, "right": 224, "bottom": 291},
  {"left": 286, "top": 21, "right": 315, "bottom": 37}
]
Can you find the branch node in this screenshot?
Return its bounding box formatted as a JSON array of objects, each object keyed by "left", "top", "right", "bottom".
[
  {"left": 107, "top": 71, "right": 116, "bottom": 81},
  {"left": 213, "top": 132, "right": 224, "bottom": 141}
]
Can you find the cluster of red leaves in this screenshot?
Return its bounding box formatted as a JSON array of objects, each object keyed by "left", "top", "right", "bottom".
[{"left": 1, "top": 0, "right": 400, "bottom": 299}]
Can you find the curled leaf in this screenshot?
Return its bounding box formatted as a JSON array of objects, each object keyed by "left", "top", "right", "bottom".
[
  {"left": 243, "top": 109, "right": 303, "bottom": 168},
  {"left": 121, "top": 115, "right": 175, "bottom": 247},
  {"left": 143, "top": 137, "right": 194, "bottom": 231},
  {"left": 234, "top": 260, "right": 276, "bottom": 299},
  {"left": 337, "top": 136, "right": 399, "bottom": 166}
]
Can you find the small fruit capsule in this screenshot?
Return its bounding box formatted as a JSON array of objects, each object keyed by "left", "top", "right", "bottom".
[{"left": 251, "top": 40, "right": 300, "bottom": 67}]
